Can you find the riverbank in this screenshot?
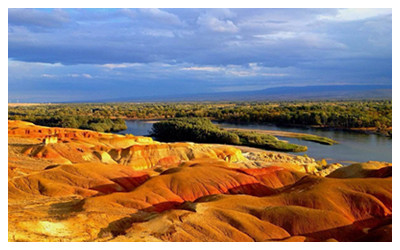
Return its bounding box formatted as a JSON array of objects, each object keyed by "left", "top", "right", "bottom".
[
  {"left": 119, "top": 120, "right": 391, "bottom": 164},
  {"left": 150, "top": 118, "right": 309, "bottom": 153},
  {"left": 121, "top": 117, "right": 391, "bottom": 137},
  {"left": 224, "top": 128, "right": 337, "bottom": 145}
]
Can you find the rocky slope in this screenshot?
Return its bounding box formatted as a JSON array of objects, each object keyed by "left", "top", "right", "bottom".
[{"left": 8, "top": 120, "right": 392, "bottom": 242}]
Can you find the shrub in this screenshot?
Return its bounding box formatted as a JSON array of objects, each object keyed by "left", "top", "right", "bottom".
[
  {"left": 151, "top": 118, "right": 307, "bottom": 152},
  {"left": 151, "top": 117, "right": 240, "bottom": 144}
]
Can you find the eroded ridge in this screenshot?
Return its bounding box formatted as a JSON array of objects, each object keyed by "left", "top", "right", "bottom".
[{"left": 8, "top": 121, "right": 392, "bottom": 242}]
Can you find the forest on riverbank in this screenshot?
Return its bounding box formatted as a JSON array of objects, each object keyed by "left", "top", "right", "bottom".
[
  {"left": 8, "top": 100, "right": 391, "bottom": 135},
  {"left": 151, "top": 117, "right": 308, "bottom": 152}
]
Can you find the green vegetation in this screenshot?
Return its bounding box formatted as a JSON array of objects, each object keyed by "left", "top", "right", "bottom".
[
  {"left": 9, "top": 112, "right": 126, "bottom": 132},
  {"left": 225, "top": 128, "right": 337, "bottom": 145},
  {"left": 8, "top": 100, "right": 391, "bottom": 135},
  {"left": 151, "top": 117, "right": 240, "bottom": 144},
  {"left": 231, "top": 130, "right": 307, "bottom": 152},
  {"left": 151, "top": 117, "right": 307, "bottom": 152},
  {"left": 316, "top": 158, "right": 328, "bottom": 170},
  {"left": 287, "top": 134, "right": 337, "bottom": 145}
]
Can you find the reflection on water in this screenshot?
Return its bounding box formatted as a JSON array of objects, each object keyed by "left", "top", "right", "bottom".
[
  {"left": 117, "top": 120, "right": 392, "bottom": 164},
  {"left": 215, "top": 122, "right": 392, "bottom": 164},
  {"left": 117, "top": 120, "right": 154, "bottom": 137}
]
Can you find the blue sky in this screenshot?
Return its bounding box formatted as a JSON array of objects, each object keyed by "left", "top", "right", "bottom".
[{"left": 8, "top": 8, "right": 392, "bottom": 102}]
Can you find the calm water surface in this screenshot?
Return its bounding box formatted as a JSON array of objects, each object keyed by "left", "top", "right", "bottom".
[
  {"left": 117, "top": 120, "right": 154, "bottom": 137},
  {"left": 118, "top": 120, "right": 392, "bottom": 164}
]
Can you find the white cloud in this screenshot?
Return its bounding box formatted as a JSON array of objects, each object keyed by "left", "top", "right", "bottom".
[
  {"left": 140, "top": 8, "right": 183, "bottom": 25},
  {"left": 181, "top": 66, "right": 223, "bottom": 72},
  {"left": 197, "top": 14, "right": 239, "bottom": 33},
  {"left": 101, "top": 63, "right": 128, "bottom": 69},
  {"left": 181, "top": 64, "right": 289, "bottom": 78},
  {"left": 225, "top": 65, "right": 287, "bottom": 77},
  {"left": 254, "top": 32, "right": 297, "bottom": 40},
  {"left": 207, "top": 9, "right": 237, "bottom": 19},
  {"left": 9, "top": 60, "right": 63, "bottom": 68},
  {"left": 8, "top": 60, "right": 64, "bottom": 79},
  {"left": 68, "top": 73, "right": 93, "bottom": 79},
  {"left": 318, "top": 8, "right": 391, "bottom": 22},
  {"left": 119, "top": 8, "right": 136, "bottom": 19},
  {"left": 100, "top": 63, "right": 143, "bottom": 69},
  {"left": 300, "top": 33, "right": 347, "bottom": 49},
  {"left": 41, "top": 74, "right": 56, "bottom": 78},
  {"left": 82, "top": 74, "right": 93, "bottom": 79},
  {"left": 227, "top": 70, "right": 255, "bottom": 77},
  {"left": 142, "top": 29, "right": 175, "bottom": 38},
  {"left": 253, "top": 31, "right": 347, "bottom": 49}
]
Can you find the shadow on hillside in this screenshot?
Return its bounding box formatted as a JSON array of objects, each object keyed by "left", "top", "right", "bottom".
[
  {"left": 89, "top": 175, "right": 150, "bottom": 195},
  {"left": 266, "top": 216, "right": 392, "bottom": 242},
  {"left": 97, "top": 200, "right": 190, "bottom": 238},
  {"left": 48, "top": 198, "right": 85, "bottom": 220},
  {"left": 301, "top": 216, "right": 392, "bottom": 242}
]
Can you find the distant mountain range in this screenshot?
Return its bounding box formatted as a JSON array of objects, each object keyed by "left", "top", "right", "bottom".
[{"left": 92, "top": 84, "right": 392, "bottom": 103}]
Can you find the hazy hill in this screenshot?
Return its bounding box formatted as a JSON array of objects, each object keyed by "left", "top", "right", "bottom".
[{"left": 92, "top": 84, "right": 392, "bottom": 103}]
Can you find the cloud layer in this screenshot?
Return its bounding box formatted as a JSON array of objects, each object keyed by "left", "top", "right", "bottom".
[{"left": 8, "top": 8, "right": 392, "bottom": 102}]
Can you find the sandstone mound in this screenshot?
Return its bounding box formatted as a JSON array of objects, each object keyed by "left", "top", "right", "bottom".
[
  {"left": 108, "top": 143, "right": 245, "bottom": 169},
  {"left": 9, "top": 163, "right": 150, "bottom": 199},
  {"left": 10, "top": 120, "right": 245, "bottom": 171},
  {"left": 8, "top": 120, "right": 392, "bottom": 242},
  {"left": 82, "top": 159, "right": 280, "bottom": 214},
  {"left": 327, "top": 161, "right": 392, "bottom": 178},
  {"left": 94, "top": 171, "right": 391, "bottom": 242},
  {"left": 22, "top": 144, "right": 71, "bottom": 164}
]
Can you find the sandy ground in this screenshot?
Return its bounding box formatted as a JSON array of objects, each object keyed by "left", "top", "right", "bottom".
[
  {"left": 225, "top": 127, "right": 322, "bottom": 138},
  {"left": 8, "top": 103, "right": 53, "bottom": 107}
]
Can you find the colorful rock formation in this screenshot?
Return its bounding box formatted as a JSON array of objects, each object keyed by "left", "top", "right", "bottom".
[{"left": 8, "top": 120, "right": 392, "bottom": 242}]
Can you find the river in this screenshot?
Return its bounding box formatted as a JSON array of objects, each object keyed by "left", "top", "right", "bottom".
[{"left": 118, "top": 120, "right": 392, "bottom": 164}]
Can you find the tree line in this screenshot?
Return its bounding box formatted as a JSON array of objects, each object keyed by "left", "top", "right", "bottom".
[
  {"left": 8, "top": 110, "right": 126, "bottom": 132},
  {"left": 8, "top": 100, "right": 391, "bottom": 134},
  {"left": 151, "top": 117, "right": 307, "bottom": 152}
]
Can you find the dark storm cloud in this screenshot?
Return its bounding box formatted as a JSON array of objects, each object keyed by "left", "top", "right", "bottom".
[
  {"left": 9, "top": 8, "right": 70, "bottom": 29},
  {"left": 8, "top": 8, "right": 392, "bottom": 102}
]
